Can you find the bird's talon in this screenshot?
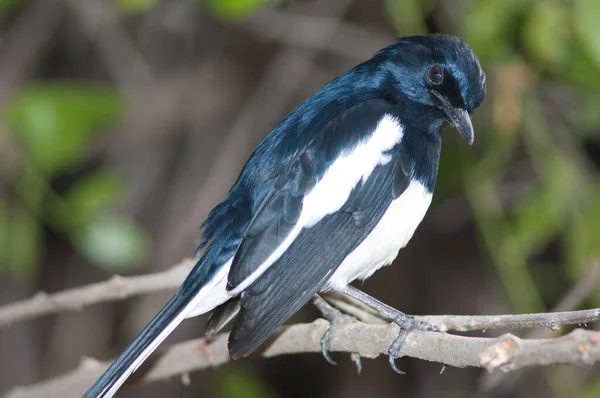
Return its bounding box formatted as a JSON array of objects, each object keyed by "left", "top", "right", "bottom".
[
  {"left": 350, "top": 353, "right": 362, "bottom": 374},
  {"left": 388, "top": 356, "right": 406, "bottom": 375},
  {"left": 320, "top": 329, "right": 337, "bottom": 366}
]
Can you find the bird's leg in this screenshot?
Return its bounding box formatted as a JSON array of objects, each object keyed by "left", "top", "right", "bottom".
[
  {"left": 336, "top": 285, "right": 441, "bottom": 374},
  {"left": 312, "top": 295, "right": 362, "bottom": 374}
]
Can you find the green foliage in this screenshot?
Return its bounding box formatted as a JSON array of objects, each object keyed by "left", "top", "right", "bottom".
[
  {"left": 1, "top": 81, "right": 148, "bottom": 275},
  {"left": 213, "top": 369, "right": 279, "bottom": 398},
  {"left": 63, "top": 172, "right": 127, "bottom": 230},
  {"left": 417, "top": 0, "right": 600, "bottom": 317},
  {"left": 0, "top": 0, "right": 25, "bottom": 13},
  {"left": 77, "top": 216, "right": 148, "bottom": 269},
  {"left": 201, "top": 0, "right": 274, "bottom": 20},
  {"left": 113, "top": 0, "right": 156, "bottom": 13},
  {"left": 522, "top": 0, "right": 568, "bottom": 71},
  {"left": 384, "top": 0, "right": 428, "bottom": 36},
  {"left": 574, "top": 0, "right": 600, "bottom": 69},
  {"left": 461, "top": 0, "right": 529, "bottom": 63},
  {"left": 5, "top": 82, "right": 123, "bottom": 174}
]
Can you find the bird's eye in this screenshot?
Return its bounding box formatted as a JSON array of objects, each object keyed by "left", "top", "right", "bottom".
[{"left": 428, "top": 65, "right": 444, "bottom": 85}]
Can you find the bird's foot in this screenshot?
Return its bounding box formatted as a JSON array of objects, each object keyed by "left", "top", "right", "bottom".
[
  {"left": 387, "top": 311, "right": 441, "bottom": 374},
  {"left": 312, "top": 295, "right": 362, "bottom": 374}
]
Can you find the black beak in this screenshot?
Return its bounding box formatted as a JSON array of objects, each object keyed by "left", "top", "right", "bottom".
[{"left": 431, "top": 91, "right": 474, "bottom": 145}]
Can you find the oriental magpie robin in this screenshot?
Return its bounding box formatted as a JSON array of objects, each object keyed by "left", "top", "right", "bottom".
[{"left": 85, "top": 33, "right": 486, "bottom": 397}]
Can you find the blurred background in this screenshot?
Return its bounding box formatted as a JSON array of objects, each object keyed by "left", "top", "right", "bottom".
[{"left": 1, "top": 0, "right": 600, "bottom": 397}]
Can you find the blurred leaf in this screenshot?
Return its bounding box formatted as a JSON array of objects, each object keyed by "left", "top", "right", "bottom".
[
  {"left": 522, "top": 0, "right": 568, "bottom": 71},
  {"left": 511, "top": 153, "right": 574, "bottom": 254},
  {"left": 560, "top": 41, "right": 600, "bottom": 92},
  {"left": 565, "top": 189, "right": 600, "bottom": 286},
  {"left": 460, "top": 0, "right": 529, "bottom": 62},
  {"left": 4, "top": 82, "right": 124, "bottom": 174},
  {"left": 113, "top": 0, "right": 156, "bottom": 13},
  {"left": 574, "top": 0, "right": 600, "bottom": 69},
  {"left": 202, "top": 0, "right": 273, "bottom": 20},
  {"left": 466, "top": 175, "right": 544, "bottom": 313},
  {"left": 63, "top": 172, "right": 127, "bottom": 230},
  {"left": 7, "top": 207, "right": 41, "bottom": 276},
  {"left": 0, "top": 0, "right": 25, "bottom": 13},
  {"left": 77, "top": 216, "right": 147, "bottom": 269},
  {"left": 213, "top": 369, "right": 278, "bottom": 398},
  {"left": 384, "top": 0, "right": 427, "bottom": 35}
]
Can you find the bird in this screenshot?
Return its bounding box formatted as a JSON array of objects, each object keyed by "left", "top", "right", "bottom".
[{"left": 84, "top": 33, "right": 486, "bottom": 398}]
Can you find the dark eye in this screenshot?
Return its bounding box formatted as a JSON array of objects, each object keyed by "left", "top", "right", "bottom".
[{"left": 428, "top": 64, "right": 444, "bottom": 85}]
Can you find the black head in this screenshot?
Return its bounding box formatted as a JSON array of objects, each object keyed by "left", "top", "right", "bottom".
[{"left": 378, "top": 34, "right": 486, "bottom": 144}]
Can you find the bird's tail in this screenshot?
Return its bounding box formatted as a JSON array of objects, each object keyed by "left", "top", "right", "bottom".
[{"left": 84, "top": 260, "right": 231, "bottom": 398}]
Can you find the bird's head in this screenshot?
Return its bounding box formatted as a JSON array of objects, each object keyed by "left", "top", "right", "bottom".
[{"left": 378, "top": 34, "right": 486, "bottom": 144}]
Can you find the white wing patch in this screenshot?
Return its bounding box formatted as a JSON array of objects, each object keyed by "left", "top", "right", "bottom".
[
  {"left": 228, "top": 114, "right": 404, "bottom": 295},
  {"left": 325, "top": 179, "right": 432, "bottom": 289}
]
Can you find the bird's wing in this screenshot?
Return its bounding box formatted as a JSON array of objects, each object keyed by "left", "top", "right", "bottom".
[
  {"left": 228, "top": 149, "right": 413, "bottom": 358},
  {"left": 227, "top": 99, "right": 404, "bottom": 294}
]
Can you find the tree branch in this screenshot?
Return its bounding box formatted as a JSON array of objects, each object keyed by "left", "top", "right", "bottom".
[
  {"left": 0, "top": 259, "right": 194, "bottom": 327},
  {"left": 5, "top": 321, "right": 600, "bottom": 398},
  {"left": 1, "top": 259, "right": 599, "bottom": 333}
]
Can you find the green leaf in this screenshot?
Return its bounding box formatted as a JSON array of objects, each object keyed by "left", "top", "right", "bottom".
[
  {"left": 574, "top": 0, "right": 600, "bottom": 69},
  {"left": 113, "top": 0, "right": 156, "bottom": 13},
  {"left": 0, "top": 0, "right": 25, "bottom": 13},
  {"left": 213, "top": 369, "right": 278, "bottom": 398},
  {"left": 384, "top": 0, "right": 427, "bottom": 35},
  {"left": 522, "top": 0, "right": 568, "bottom": 71},
  {"left": 202, "top": 0, "right": 272, "bottom": 20},
  {"left": 560, "top": 40, "right": 600, "bottom": 92},
  {"left": 460, "top": 0, "right": 529, "bottom": 63},
  {"left": 4, "top": 82, "right": 124, "bottom": 174},
  {"left": 511, "top": 153, "right": 574, "bottom": 255},
  {"left": 63, "top": 172, "right": 127, "bottom": 230},
  {"left": 565, "top": 189, "right": 600, "bottom": 282},
  {"left": 77, "top": 216, "right": 148, "bottom": 270}
]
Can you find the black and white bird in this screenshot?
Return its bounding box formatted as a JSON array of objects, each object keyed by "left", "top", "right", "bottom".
[{"left": 85, "top": 34, "right": 486, "bottom": 397}]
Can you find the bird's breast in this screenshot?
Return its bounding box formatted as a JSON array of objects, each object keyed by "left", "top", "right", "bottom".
[{"left": 325, "top": 179, "right": 433, "bottom": 290}]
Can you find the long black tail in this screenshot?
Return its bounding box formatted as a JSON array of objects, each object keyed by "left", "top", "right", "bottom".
[{"left": 83, "top": 293, "right": 192, "bottom": 398}]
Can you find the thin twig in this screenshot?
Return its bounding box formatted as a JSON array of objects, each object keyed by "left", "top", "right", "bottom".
[
  {"left": 419, "top": 309, "right": 600, "bottom": 332},
  {"left": 476, "top": 262, "right": 600, "bottom": 395},
  {"left": 5, "top": 321, "right": 600, "bottom": 398},
  {"left": 0, "top": 259, "right": 194, "bottom": 327},
  {"left": 1, "top": 259, "right": 599, "bottom": 331}
]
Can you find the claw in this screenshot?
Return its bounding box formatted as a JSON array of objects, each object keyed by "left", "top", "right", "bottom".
[
  {"left": 350, "top": 353, "right": 362, "bottom": 374},
  {"left": 320, "top": 327, "right": 337, "bottom": 366},
  {"left": 388, "top": 356, "right": 406, "bottom": 375},
  {"left": 387, "top": 326, "right": 408, "bottom": 374},
  {"left": 440, "top": 364, "right": 447, "bottom": 374}
]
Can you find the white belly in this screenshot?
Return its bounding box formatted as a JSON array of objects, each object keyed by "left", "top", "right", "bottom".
[{"left": 325, "top": 179, "right": 432, "bottom": 289}]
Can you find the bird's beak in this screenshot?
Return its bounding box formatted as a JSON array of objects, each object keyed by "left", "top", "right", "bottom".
[{"left": 431, "top": 91, "right": 474, "bottom": 145}]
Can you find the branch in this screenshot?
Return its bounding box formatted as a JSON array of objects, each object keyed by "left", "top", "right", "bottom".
[
  {"left": 5, "top": 321, "right": 600, "bottom": 398},
  {"left": 0, "top": 259, "right": 194, "bottom": 327},
  {"left": 323, "top": 293, "right": 600, "bottom": 332},
  {"left": 1, "top": 260, "right": 599, "bottom": 333},
  {"left": 419, "top": 309, "right": 600, "bottom": 332}
]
